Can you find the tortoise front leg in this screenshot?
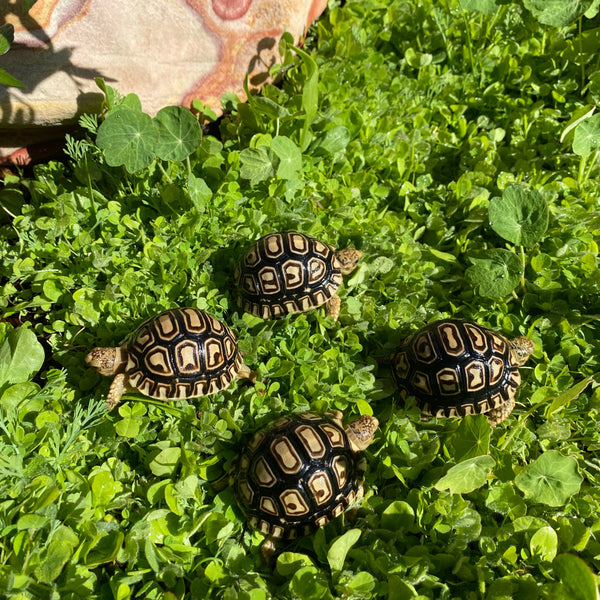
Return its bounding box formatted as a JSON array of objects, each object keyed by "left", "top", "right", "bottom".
[
  {"left": 326, "top": 293, "right": 341, "bottom": 322},
  {"left": 106, "top": 372, "right": 129, "bottom": 411}
]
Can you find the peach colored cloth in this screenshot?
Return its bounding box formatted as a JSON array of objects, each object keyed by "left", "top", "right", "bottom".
[{"left": 0, "top": 0, "right": 327, "bottom": 162}]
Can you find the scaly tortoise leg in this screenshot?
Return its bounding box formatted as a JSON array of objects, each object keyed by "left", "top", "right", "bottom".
[
  {"left": 326, "top": 294, "right": 341, "bottom": 322},
  {"left": 237, "top": 363, "right": 257, "bottom": 384},
  {"left": 106, "top": 373, "right": 129, "bottom": 411},
  {"left": 261, "top": 536, "right": 277, "bottom": 563}
]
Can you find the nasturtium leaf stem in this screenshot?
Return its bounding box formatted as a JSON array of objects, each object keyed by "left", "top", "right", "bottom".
[
  {"left": 579, "top": 18, "right": 585, "bottom": 92},
  {"left": 84, "top": 154, "right": 97, "bottom": 223},
  {"left": 520, "top": 245, "right": 527, "bottom": 292},
  {"left": 583, "top": 149, "right": 599, "bottom": 183},
  {"left": 157, "top": 161, "right": 173, "bottom": 184},
  {"left": 462, "top": 13, "right": 475, "bottom": 76}
]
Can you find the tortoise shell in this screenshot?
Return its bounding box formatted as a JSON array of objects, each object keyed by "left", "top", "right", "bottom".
[
  {"left": 125, "top": 307, "right": 244, "bottom": 400},
  {"left": 234, "top": 231, "right": 345, "bottom": 319},
  {"left": 390, "top": 319, "right": 531, "bottom": 425},
  {"left": 233, "top": 412, "right": 368, "bottom": 543}
]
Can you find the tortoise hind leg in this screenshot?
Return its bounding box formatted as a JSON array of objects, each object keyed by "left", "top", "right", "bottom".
[
  {"left": 261, "top": 536, "right": 277, "bottom": 563},
  {"left": 487, "top": 397, "right": 515, "bottom": 427},
  {"left": 237, "top": 363, "right": 257, "bottom": 384},
  {"left": 326, "top": 294, "right": 341, "bottom": 322}
]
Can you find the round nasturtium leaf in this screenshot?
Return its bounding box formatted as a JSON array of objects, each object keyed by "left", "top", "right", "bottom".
[
  {"left": 96, "top": 108, "right": 159, "bottom": 172},
  {"left": 465, "top": 249, "right": 523, "bottom": 297},
  {"left": 489, "top": 185, "right": 549, "bottom": 247},
  {"left": 434, "top": 455, "right": 496, "bottom": 494},
  {"left": 154, "top": 106, "right": 202, "bottom": 162},
  {"left": 515, "top": 450, "right": 582, "bottom": 507},
  {"left": 239, "top": 146, "right": 275, "bottom": 184},
  {"left": 459, "top": 0, "right": 499, "bottom": 14},
  {"left": 0, "top": 327, "right": 45, "bottom": 389},
  {"left": 573, "top": 113, "right": 600, "bottom": 157},
  {"left": 553, "top": 553, "right": 599, "bottom": 600},
  {"left": 448, "top": 414, "right": 491, "bottom": 461},
  {"left": 523, "top": 0, "right": 594, "bottom": 27}
]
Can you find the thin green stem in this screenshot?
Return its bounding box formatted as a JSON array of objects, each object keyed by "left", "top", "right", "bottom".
[
  {"left": 583, "top": 149, "right": 599, "bottom": 183},
  {"left": 578, "top": 153, "right": 588, "bottom": 184},
  {"left": 84, "top": 153, "right": 98, "bottom": 225},
  {"left": 579, "top": 17, "right": 585, "bottom": 92},
  {"left": 157, "top": 161, "right": 174, "bottom": 184},
  {"left": 520, "top": 245, "right": 527, "bottom": 292},
  {"left": 462, "top": 13, "right": 475, "bottom": 76}
]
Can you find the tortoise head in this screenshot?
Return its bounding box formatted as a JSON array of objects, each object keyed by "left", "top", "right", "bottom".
[
  {"left": 345, "top": 415, "right": 379, "bottom": 452},
  {"left": 85, "top": 347, "right": 126, "bottom": 376},
  {"left": 335, "top": 248, "right": 363, "bottom": 275},
  {"left": 510, "top": 336, "right": 535, "bottom": 366}
]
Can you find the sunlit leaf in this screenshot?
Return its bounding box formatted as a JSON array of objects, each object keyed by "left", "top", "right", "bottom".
[
  {"left": 154, "top": 106, "right": 202, "bottom": 161},
  {"left": 553, "top": 554, "right": 600, "bottom": 600},
  {"left": 547, "top": 376, "right": 595, "bottom": 416},
  {"left": 0, "top": 327, "right": 45, "bottom": 390},
  {"left": 271, "top": 136, "right": 303, "bottom": 180},
  {"left": 96, "top": 108, "right": 158, "bottom": 172},
  {"left": 381, "top": 501, "right": 415, "bottom": 530},
  {"left": 447, "top": 415, "right": 491, "bottom": 461},
  {"left": 573, "top": 113, "right": 600, "bottom": 156},
  {"left": 327, "top": 529, "right": 361, "bottom": 574},
  {"left": 435, "top": 455, "right": 496, "bottom": 494},
  {"left": 459, "top": 0, "right": 499, "bottom": 13},
  {"left": 523, "top": 0, "right": 593, "bottom": 26},
  {"left": 0, "top": 67, "right": 25, "bottom": 88},
  {"left": 530, "top": 526, "right": 558, "bottom": 562},
  {"left": 239, "top": 146, "right": 274, "bottom": 184},
  {"left": 515, "top": 451, "right": 582, "bottom": 506},
  {"left": 0, "top": 23, "right": 14, "bottom": 55},
  {"left": 465, "top": 249, "right": 522, "bottom": 297},
  {"left": 489, "top": 186, "right": 549, "bottom": 247}
]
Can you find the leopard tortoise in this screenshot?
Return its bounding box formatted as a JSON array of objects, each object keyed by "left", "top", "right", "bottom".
[
  {"left": 235, "top": 231, "right": 362, "bottom": 321},
  {"left": 232, "top": 411, "right": 379, "bottom": 556},
  {"left": 86, "top": 307, "right": 255, "bottom": 410},
  {"left": 390, "top": 318, "right": 534, "bottom": 426}
]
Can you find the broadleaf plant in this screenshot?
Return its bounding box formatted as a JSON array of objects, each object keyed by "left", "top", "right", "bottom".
[{"left": 489, "top": 185, "right": 549, "bottom": 248}]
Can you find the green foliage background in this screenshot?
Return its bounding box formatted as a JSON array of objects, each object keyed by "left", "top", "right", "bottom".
[{"left": 0, "top": 0, "right": 599, "bottom": 598}]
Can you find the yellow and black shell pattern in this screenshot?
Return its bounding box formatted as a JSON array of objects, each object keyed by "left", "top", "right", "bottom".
[
  {"left": 233, "top": 413, "right": 367, "bottom": 540},
  {"left": 125, "top": 308, "right": 243, "bottom": 400},
  {"left": 391, "top": 319, "right": 522, "bottom": 419},
  {"left": 235, "top": 231, "right": 344, "bottom": 318}
]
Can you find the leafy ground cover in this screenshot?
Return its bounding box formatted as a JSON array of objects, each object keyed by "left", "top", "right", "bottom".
[{"left": 0, "top": 0, "right": 599, "bottom": 598}]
